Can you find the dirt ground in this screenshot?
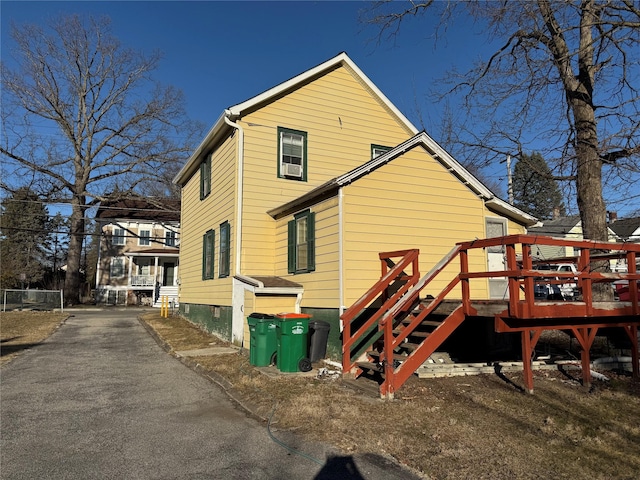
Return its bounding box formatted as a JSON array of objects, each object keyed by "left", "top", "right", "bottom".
[{"left": 3, "top": 310, "right": 640, "bottom": 479}]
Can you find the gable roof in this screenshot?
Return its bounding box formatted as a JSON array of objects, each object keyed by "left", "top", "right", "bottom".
[
  {"left": 266, "top": 132, "right": 537, "bottom": 226},
  {"left": 526, "top": 216, "right": 581, "bottom": 236},
  {"left": 96, "top": 196, "right": 181, "bottom": 222},
  {"left": 173, "top": 52, "right": 419, "bottom": 186},
  {"left": 609, "top": 217, "right": 640, "bottom": 240}
]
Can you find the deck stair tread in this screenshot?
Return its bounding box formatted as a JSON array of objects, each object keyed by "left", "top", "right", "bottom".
[
  {"left": 356, "top": 361, "right": 383, "bottom": 372},
  {"left": 393, "top": 329, "right": 431, "bottom": 338},
  {"left": 402, "top": 319, "right": 442, "bottom": 327}
]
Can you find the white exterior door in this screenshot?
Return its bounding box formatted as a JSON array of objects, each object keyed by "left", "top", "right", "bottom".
[{"left": 486, "top": 218, "right": 508, "bottom": 299}]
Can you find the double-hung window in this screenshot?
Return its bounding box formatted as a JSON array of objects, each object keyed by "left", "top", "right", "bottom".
[
  {"left": 202, "top": 229, "right": 215, "bottom": 280},
  {"left": 219, "top": 221, "right": 230, "bottom": 278},
  {"left": 287, "top": 210, "right": 315, "bottom": 274},
  {"left": 110, "top": 257, "right": 125, "bottom": 279},
  {"left": 138, "top": 226, "right": 151, "bottom": 246},
  {"left": 278, "top": 127, "right": 307, "bottom": 181},
  {"left": 200, "top": 155, "right": 211, "bottom": 199},
  {"left": 112, "top": 227, "right": 126, "bottom": 246},
  {"left": 165, "top": 230, "right": 177, "bottom": 247}
]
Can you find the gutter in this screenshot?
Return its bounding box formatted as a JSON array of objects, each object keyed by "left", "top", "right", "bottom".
[{"left": 224, "top": 112, "right": 245, "bottom": 275}]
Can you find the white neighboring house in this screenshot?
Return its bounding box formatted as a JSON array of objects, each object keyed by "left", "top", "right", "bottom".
[
  {"left": 527, "top": 215, "right": 619, "bottom": 260},
  {"left": 95, "top": 197, "right": 180, "bottom": 307}
]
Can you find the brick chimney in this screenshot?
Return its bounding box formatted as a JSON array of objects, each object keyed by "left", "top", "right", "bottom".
[
  {"left": 553, "top": 206, "right": 561, "bottom": 220},
  {"left": 608, "top": 211, "right": 618, "bottom": 223}
]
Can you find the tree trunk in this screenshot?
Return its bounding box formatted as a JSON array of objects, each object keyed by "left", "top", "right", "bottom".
[
  {"left": 64, "top": 197, "right": 85, "bottom": 306},
  {"left": 572, "top": 99, "right": 612, "bottom": 300}
]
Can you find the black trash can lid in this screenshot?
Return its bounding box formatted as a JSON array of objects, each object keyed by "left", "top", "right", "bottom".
[{"left": 248, "top": 312, "right": 276, "bottom": 319}]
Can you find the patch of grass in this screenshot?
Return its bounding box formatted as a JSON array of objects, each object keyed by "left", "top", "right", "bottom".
[{"left": 0, "top": 311, "right": 68, "bottom": 366}]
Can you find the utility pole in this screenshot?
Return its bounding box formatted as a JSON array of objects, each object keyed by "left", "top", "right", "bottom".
[{"left": 506, "top": 154, "right": 514, "bottom": 205}]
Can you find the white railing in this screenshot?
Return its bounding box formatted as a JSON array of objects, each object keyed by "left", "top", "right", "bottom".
[{"left": 129, "top": 275, "right": 155, "bottom": 287}]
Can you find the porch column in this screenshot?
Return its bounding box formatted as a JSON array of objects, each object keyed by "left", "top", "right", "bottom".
[
  {"left": 154, "top": 256, "right": 159, "bottom": 283},
  {"left": 127, "top": 256, "right": 133, "bottom": 286}
]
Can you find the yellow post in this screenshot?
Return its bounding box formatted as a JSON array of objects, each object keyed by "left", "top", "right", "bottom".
[{"left": 161, "top": 295, "right": 168, "bottom": 318}]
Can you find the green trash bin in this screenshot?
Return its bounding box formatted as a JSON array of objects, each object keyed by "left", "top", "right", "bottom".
[
  {"left": 276, "top": 313, "right": 312, "bottom": 372},
  {"left": 247, "top": 313, "right": 278, "bottom": 367}
]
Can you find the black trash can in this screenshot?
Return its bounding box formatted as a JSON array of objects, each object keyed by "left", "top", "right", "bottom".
[{"left": 308, "top": 320, "right": 331, "bottom": 363}]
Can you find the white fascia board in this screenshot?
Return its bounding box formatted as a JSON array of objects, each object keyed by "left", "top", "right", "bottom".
[
  {"left": 336, "top": 132, "right": 491, "bottom": 198},
  {"left": 257, "top": 287, "right": 305, "bottom": 295},
  {"left": 485, "top": 198, "right": 538, "bottom": 226},
  {"left": 173, "top": 112, "right": 228, "bottom": 186}
]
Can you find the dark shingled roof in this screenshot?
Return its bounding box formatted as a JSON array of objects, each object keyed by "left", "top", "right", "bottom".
[
  {"left": 96, "top": 197, "right": 180, "bottom": 222},
  {"left": 609, "top": 217, "right": 640, "bottom": 240},
  {"left": 242, "top": 276, "right": 303, "bottom": 289},
  {"left": 527, "top": 215, "right": 581, "bottom": 236}
]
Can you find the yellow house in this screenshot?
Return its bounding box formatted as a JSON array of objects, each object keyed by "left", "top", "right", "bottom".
[{"left": 173, "top": 52, "right": 536, "bottom": 357}]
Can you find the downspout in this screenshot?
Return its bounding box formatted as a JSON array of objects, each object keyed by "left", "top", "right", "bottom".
[
  {"left": 338, "top": 187, "right": 345, "bottom": 332},
  {"left": 224, "top": 112, "right": 245, "bottom": 346},
  {"left": 224, "top": 112, "right": 244, "bottom": 275}
]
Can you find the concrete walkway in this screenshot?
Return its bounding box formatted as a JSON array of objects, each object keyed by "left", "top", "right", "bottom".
[{"left": 1, "top": 309, "right": 422, "bottom": 480}]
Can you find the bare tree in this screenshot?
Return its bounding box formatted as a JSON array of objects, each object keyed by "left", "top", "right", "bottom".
[
  {"left": 1, "top": 15, "right": 201, "bottom": 304},
  {"left": 366, "top": 0, "right": 640, "bottom": 244}
]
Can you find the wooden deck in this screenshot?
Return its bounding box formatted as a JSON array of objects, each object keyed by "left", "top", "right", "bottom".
[{"left": 341, "top": 235, "right": 640, "bottom": 399}]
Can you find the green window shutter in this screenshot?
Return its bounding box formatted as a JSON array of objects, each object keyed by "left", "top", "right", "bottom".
[
  {"left": 287, "top": 220, "right": 296, "bottom": 273},
  {"left": 202, "top": 232, "right": 207, "bottom": 279},
  {"left": 200, "top": 157, "right": 211, "bottom": 200},
  {"left": 219, "top": 221, "right": 230, "bottom": 278},
  {"left": 202, "top": 230, "right": 215, "bottom": 279},
  {"left": 200, "top": 162, "right": 205, "bottom": 200},
  {"left": 307, "top": 212, "right": 315, "bottom": 272},
  {"left": 209, "top": 230, "right": 215, "bottom": 279}
]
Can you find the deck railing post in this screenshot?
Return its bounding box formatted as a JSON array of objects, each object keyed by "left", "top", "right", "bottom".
[
  {"left": 522, "top": 244, "right": 534, "bottom": 316},
  {"left": 628, "top": 252, "right": 638, "bottom": 315},
  {"left": 506, "top": 243, "right": 519, "bottom": 312},
  {"left": 460, "top": 249, "right": 470, "bottom": 314}
]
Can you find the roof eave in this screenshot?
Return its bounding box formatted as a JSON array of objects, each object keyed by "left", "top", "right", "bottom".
[
  {"left": 485, "top": 198, "right": 538, "bottom": 227},
  {"left": 173, "top": 111, "right": 231, "bottom": 186}
]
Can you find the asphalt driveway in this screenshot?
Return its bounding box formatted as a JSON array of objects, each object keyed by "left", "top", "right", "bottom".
[{"left": 0, "top": 309, "right": 421, "bottom": 480}]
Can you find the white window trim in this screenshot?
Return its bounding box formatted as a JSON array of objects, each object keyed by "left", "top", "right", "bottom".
[
  {"left": 138, "top": 224, "right": 152, "bottom": 246},
  {"left": 112, "top": 226, "right": 126, "bottom": 246}
]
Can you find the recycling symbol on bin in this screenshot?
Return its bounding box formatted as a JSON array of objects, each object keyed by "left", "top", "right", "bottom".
[{"left": 292, "top": 325, "right": 304, "bottom": 334}]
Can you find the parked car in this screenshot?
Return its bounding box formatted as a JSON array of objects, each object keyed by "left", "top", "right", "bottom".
[
  {"left": 614, "top": 280, "right": 640, "bottom": 301},
  {"left": 533, "top": 263, "right": 578, "bottom": 301}
]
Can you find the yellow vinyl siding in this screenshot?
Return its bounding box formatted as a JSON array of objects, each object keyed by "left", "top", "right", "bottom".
[
  {"left": 239, "top": 65, "right": 414, "bottom": 276},
  {"left": 341, "top": 145, "right": 490, "bottom": 305},
  {"left": 179, "top": 133, "right": 236, "bottom": 304}
]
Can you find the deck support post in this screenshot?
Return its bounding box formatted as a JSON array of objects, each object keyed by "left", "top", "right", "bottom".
[
  {"left": 570, "top": 327, "right": 599, "bottom": 389},
  {"left": 521, "top": 331, "right": 534, "bottom": 394},
  {"left": 623, "top": 325, "right": 639, "bottom": 379}
]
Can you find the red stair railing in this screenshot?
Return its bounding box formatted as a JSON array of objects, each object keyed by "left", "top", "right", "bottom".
[{"left": 341, "top": 249, "right": 420, "bottom": 374}]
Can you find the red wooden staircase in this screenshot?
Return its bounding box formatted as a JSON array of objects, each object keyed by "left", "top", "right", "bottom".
[{"left": 341, "top": 235, "right": 640, "bottom": 399}]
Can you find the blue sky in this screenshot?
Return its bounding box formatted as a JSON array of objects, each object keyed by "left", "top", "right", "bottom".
[
  {"left": 2, "top": 1, "right": 485, "bottom": 129},
  {"left": 3, "top": 1, "right": 635, "bottom": 216}
]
